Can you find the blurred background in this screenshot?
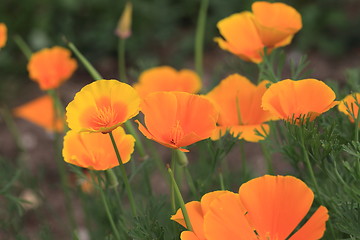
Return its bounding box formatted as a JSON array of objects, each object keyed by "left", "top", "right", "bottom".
[{"left": 1, "top": 0, "right": 360, "bottom": 239}]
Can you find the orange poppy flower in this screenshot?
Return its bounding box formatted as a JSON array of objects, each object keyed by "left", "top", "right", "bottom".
[
  {"left": 136, "top": 91, "right": 218, "bottom": 152},
  {"left": 338, "top": 93, "right": 360, "bottom": 124},
  {"left": 62, "top": 127, "right": 135, "bottom": 170},
  {"left": 204, "top": 175, "right": 329, "bottom": 240},
  {"left": 215, "top": 1, "right": 302, "bottom": 63},
  {"left": 171, "top": 191, "right": 229, "bottom": 240},
  {"left": 133, "top": 66, "right": 201, "bottom": 98},
  {"left": 262, "top": 79, "right": 338, "bottom": 122},
  {"left": 13, "top": 95, "right": 63, "bottom": 132},
  {"left": 27, "top": 46, "right": 77, "bottom": 90},
  {"left": 206, "top": 74, "right": 276, "bottom": 142},
  {"left": 0, "top": 23, "right": 7, "bottom": 48},
  {"left": 173, "top": 175, "right": 328, "bottom": 240},
  {"left": 66, "top": 79, "right": 140, "bottom": 133}
]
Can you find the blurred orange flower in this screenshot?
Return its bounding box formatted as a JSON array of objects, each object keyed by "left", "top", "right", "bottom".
[
  {"left": 134, "top": 66, "right": 201, "bottom": 98},
  {"left": 262, "top": 79, "right": 338, "bottom": 122},
  {"left": 0, "top": 23, "right": 7, "bottom": 48},
  {"left": 136, "top": 91, "right": 218, "bottom": 152},
  {"left": 206, "top": 74, "right": 276, "bottom": 142},
  {"left": 173, "top": 175, "right": 329, "bottom": 240},
  {"left": 13, "top": 95, "right": 63, "bottom": 132},
  {"left": 27, "top": 46, "right": 77, "bottom": 90},
  {"left": 62, "top": 127, "right": 135, "bottom": 170},
  {"left": 66, "top": 79, "right": 140, "bottom": 133},
  {"left": 338, "top": 93, "right": 360, "bottom": 124},
  {"left": 215, "top": 1, "right": 302, "bottom": 63}
]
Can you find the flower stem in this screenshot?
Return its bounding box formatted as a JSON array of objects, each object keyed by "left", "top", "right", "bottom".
[
  {"left": 108, "top": 131, "right": 137, "bottom": 216},
  {"left": 194, "top": 0, "right": 209, "bottom": 79},
  {"left": 260, "top": 141, "right": 274, "bottom": 174},
  {"left": 13, "top": 35, "right": 32, "bottom": 60},
  {"left": 98, "top": 181, "right": 121, "bottom": 240},
  {"left": 66, "top": 40, "right": 102, "bottom": 81},
  {"left": 184, "top": 167, "right": 199, "bottom": 199},
  {"left": 168, "top": 167, "right": 193, "bottom": 231},
  {"left": 118, "top": 38, "right": 127, "bottom": 83},
  {"left": 219, "top": 171, "right": 225, "bottom": 190}
]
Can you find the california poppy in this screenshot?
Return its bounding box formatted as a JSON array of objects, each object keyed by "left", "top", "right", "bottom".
[
  {"left": 62, "top": 127, "right": 135, "bottom": 170},
  {"left": 215, "top": 1, "right": 302, "bottom": 63},
  {"left": 13, "top": 95, "right": 63, "bottom": 132},
  {"left": 136, "top": 91, "right": 218, "bottom": 152},
  {"left": 206, "top": 74, "right": 276, "bottom": 142},
  {"left": 262, "top": 79, "right": 338, "bottom": 122},
  {"left": 173, "top": 175, "right": 329, "bottom": 240},
  {"left": 0, "top": 23, "right": 7, "bottom": 48},
  {"left": 171, "top": 191, "right": 229, "bottom": 240},
  {"left": 66, "top": 79, "right": 140, "bottom": 133},
  {"left": 134, "top": 66, "right": 201, "bottom": 98},
  {"left": 27, "top": 46, "right": 77, "bottom": 90},
  {"left": 338, "top": 93, "right": 360, "bottom": 124}
]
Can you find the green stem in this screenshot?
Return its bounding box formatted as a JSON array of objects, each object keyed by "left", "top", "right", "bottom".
[
  {"left": 13, "top": 35, "right": 32, "bottom": 60},
  {"left": 239, "top": 140, "right": 248, "bottom": 177},
  {"left": 260, "top": 141, "right": 274, "bottom": 174},
  {"left": 354, "top": 102, "right": 360, "bottom": 142},
  {"left": 118, "top": 38, "right": 127, "bottom": 83},
  {"left": 124, "top": 121, "right": 148, "bottom": 160},
  {"left": 108, "top": 131, "right": 137, "bottom": 216},
  {"left": 184, "top": 167, "right": 199, "bottom": 199},
  {"left": 219, "top": 171, "right": 225, "bottom": 190},
  {"left": 66, "top": 41, "right": 103, "bottom": 80},
  {"left": 0, "top": 106, "right": 25, "bottom": 152},
  {"left": 168, "top": 167, "right": 193, "bottom": 231},
  {"left": 99, "top": 183, "right": 121, "bottom": 240},
  {"left": 194, "top": 0, "right": 209, "bottom": 79},
  {"left": 170, "top": 152, "right": 177, "bottom": 213}
]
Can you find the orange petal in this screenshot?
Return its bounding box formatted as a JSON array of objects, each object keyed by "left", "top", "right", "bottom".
[
  {"left": 27, "top": 46, "right": 77, "bottom": 90},
  {"left": 13, "top": 95, "right": 63, "bottom": 132},
  {"left": 338, "top": 93, "right": 360, "bottom": 123},
  {"left": 180, "top": 231, "right": 201, "bottom": 240},
  {"left": 204, "top": 192, "right": 256, "bottom": 240},
  {"left": 289, "top": 206, "right": 329, "bottom": 240},
  {"left": 138, "top": 91, "right": 218, "bottom": 149},
  {"left": 239, "top": 175, "right": 315, "bottom": 239},
  {"left": 215, "top": 12, "right": 264, "bottom": 63},
  {"left": 252, "top": 1, "right": 302, "bottom": 47},
  {"left": 62, "top": 127, "right": 135, "bottom": 170},
  {"left": 171, "top": 201, "right": 206, "bottom": 240},
  {"left": 66, "top": 79, "right": 140, "bottom": 133},
  {"left": 262, "top": 79, "right": 338, "bottom": 121},
  {"left": 0, "top": 23, "right": 7, "bottom": 48},
  {"left": 134, "top": 66, "right": 201, "bottom": 98}
]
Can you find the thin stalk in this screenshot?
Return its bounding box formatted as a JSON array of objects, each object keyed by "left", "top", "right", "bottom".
[
  {"left": 219, "top": 171, "right": 225, "bottom": 190},
  {"left": 0, "top": 106, "right": 25, "bottom": 153},
  {"left": 260, "top": 141, "right": 274, "bottom": 174},
  {"left": 194, "top": 0, "right": 209, "bottom": 79},
  {"left": 168, "top": 167, "right": 193, "bottom": 231},
  {"left": 354, "top": 103, "right": 360, "bottom": 142},
  {"left": 108, "top": 131, "right": 137, "bottom": 216},
  {"left": 99, "top": 184, "right": 121, "bottom": 240},
  {"left": 118, "top": 38, "right": 127, "bottom": 83},
  {"left": 124, "top": 121, "right": 148, "bottom": 160},
  {"left": 184, "top": 167, "right": 199, "bottom": 199},
  {"left": 239, "top": 140, "right": 248, "bottom": 177},
  {"left": 13, "top": 35, "right": 32, "bottom": 60},
  {"left": 66, "top": 41, "right": 102, "bottom": 80},
  {"left": 170, "top": 152, "right": 177, "bottom": 213}
]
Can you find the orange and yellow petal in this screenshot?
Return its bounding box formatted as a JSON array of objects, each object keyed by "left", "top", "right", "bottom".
[
  {"left": 252, "top": 1, "right": 302, "bottom": 47},
  {"left": 215, "top": 12, "right": 264, "bottom": 63},
  {"left": 239, "top": 175, "right": 316, "bottom": 239},
  {"left": 13, "top": 95, "right": 63, "bottom": 132},
  {"left": 289, "top": 206, "right": 329, "bottom": 240},
  {"left": 138, "top": 91, "right": 218, "bottom": 150},
  {"left": 134, "top": 66, "right": 201, "bottom": 98},
  {"left": 338, "top": 93, "right": 360, "bottom": 123},
  {"left": 62, "top": 127, "right": 135, "bottom": 170},
  {"left": 0, "top": 23, "right": 7, "bottom": 48},
  {"left": 66, "top": 79, "right": 140, "bottom": 133},
  {"left": 262, "top": 79, "right": 338, "bottom": 121},
  {"left": 27, "top": 46, "right": 77, "bottom": 90},
  {"left": 204, "top": 192, "right": 256, "bottom": 240}
]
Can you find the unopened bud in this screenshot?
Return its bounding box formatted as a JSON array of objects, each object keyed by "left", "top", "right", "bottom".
[
  {"left": 115, "top": 2, "right": 132, "bottom": 39},
  {"left": 175, "top": 149, "right": 188, "bottom": 167}
]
